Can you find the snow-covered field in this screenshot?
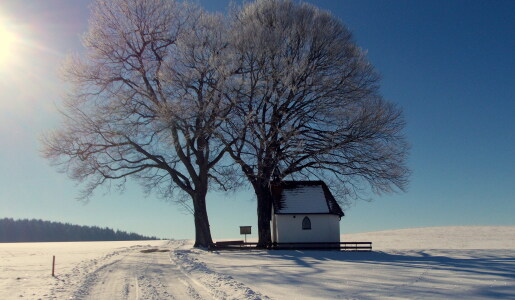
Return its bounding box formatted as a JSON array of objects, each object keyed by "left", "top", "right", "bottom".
[{"left": 1, "top": 226, "right": 514, "bottom": 299}]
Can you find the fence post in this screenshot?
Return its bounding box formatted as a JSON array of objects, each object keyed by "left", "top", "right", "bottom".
[{"left": 52, "top": 256, "right": 55, "bottom": 277}]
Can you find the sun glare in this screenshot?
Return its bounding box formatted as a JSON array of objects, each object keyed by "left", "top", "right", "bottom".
[
  {"left": 0, "top": 21, "right": 19, "bottom": 68},
  {"left": 0, "top": 28, "right": 16, "bottom": 60}
]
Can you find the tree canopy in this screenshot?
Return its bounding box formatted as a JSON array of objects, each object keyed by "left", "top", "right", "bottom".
[
  {"left": 221, "top": 0, "right": 409, "bottom": 245},
  {"left": 43, "top": 0, "right": 409, "bottom": 248},
  {"left": 43, "top": 0, "right": 233, "bottom": 247}
]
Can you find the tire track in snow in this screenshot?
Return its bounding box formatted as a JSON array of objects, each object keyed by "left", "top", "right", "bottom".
[
  {"left": 58, "top": 240, "right": 269, "bottom": 299},
  {"left": 169, "top": 243, "right": 271, "bottom": 300},
  {"left": 49, "top": 244, "right": 151, "bottom": 299},
  {"left": 68, "top": 241, "right": 211, "bottom": 300}
]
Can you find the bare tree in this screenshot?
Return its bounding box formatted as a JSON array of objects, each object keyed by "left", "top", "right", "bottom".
[
  {"left": 42, "top": 0, "right": 232, "bottom": 248},
  {"left": 222, "top": 0, "right": 410, "bottom": 246}
]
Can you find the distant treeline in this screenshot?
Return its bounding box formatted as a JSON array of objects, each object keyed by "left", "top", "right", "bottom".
[{"left": 0, "top": 218, "right": 160, "bottom": 242}]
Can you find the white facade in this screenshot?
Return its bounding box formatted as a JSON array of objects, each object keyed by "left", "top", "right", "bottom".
[{"left": 271, "top": 212, "right": 340, "bottom": 243}]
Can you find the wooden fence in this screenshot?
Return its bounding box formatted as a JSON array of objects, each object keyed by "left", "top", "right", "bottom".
[{"left": 212, "top": 241, "right": 372, "bottom": 251}]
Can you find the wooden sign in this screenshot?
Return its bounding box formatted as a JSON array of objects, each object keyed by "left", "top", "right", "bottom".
[{"left": 240, "top": 226, "right": 251, "bottom": 235}]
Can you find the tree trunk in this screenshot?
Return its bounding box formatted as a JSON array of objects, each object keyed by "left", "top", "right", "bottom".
[
  {"left": 191, "top": 192, "right": 213, "bottom": 248},
  {"left": 254, "top": 182, "right": 273, "bottom": 248}
]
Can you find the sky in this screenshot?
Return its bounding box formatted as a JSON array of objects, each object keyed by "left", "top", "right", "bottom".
[{"left": 0, "top": 0, "right": 513, "bottom": 240}]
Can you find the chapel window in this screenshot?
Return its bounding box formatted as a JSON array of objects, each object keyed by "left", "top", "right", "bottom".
[{"left": 302, "top": 216, "right": 311, "bottom": 230}]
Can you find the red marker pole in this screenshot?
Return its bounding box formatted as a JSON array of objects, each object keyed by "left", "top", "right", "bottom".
[{"left": 52, "top": 256, "right": 55, "bottom": 277}]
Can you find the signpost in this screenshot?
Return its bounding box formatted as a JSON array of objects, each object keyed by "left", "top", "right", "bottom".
[{"left": 239, "top": 226, "right": 251, "bottom": 243}]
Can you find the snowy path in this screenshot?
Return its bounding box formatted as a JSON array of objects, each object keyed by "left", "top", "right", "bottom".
[
  {"left": 75, "top": 241, "right": 211, "bottom": 300},
  {"left": 65, "top": 240, "right": 268, "bottom": 300}
]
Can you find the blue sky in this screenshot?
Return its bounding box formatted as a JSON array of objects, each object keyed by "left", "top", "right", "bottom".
[{"left": 0, "top": 0, "right": 513, "bottom": 240}]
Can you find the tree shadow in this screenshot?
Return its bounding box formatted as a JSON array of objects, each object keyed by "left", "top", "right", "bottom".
[
  {"left": 263, "top": 249, "right": 515, "bottom": 280},
  {"left": 208, "top": 248, "right": 515, "bottom": 298}
]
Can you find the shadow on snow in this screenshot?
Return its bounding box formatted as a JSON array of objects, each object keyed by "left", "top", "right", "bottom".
[{"left": 209, "top": 248, "right": 515, "bottom": 299}]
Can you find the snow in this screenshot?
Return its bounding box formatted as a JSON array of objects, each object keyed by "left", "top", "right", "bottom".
[
  {"left": 0, "top": 240, "right": 163, "bottom": 299},
  {"left": 279, "top": 185, "right": 329, "bottom": 214},
  {"left": 1, "top": 226, "right": 514, "bottom": 299},
  {"left": 205, "top": 226, "right": 515, "bottom": 299},
  {"left": 342, "top": 226, "right": 515, "bottom": 250}
]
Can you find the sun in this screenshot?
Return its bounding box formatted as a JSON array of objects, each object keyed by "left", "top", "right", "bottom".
[{"left": 0, "top": 22, "right": 19, "bottom": 67}]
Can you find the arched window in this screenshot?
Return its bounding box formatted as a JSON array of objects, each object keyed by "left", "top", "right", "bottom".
[{"left": 302, "top": 216, "right": 311, "bottom": 230}]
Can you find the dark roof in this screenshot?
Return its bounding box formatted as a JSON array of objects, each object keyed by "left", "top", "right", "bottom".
[{"left": 271, "top": 181, "right": 344, "bottom": 217}]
